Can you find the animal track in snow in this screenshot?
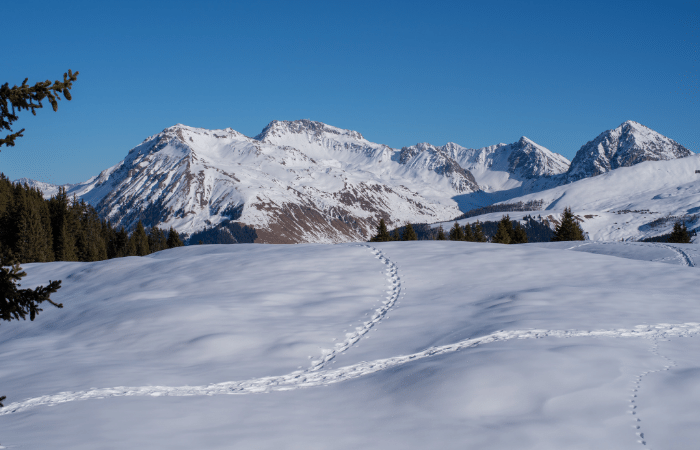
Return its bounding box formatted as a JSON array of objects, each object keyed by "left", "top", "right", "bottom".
[
  {"left": 307, "top": 244, "right": 401, "bottom": 371},
  {"left": 2, "top": 322, "right": 699, "bottom": 416},
  {"left": 628, "top": 337, "right": 679, "bottom": 447}
]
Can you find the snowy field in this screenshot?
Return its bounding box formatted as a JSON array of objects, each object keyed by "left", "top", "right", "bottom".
[{"left": 1, "top": 241, "right": 700, "bottom": 449}]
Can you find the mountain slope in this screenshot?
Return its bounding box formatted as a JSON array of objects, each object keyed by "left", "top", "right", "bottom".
[
  {"left": 483, "top": 154, "right": 700, "bottom": 241},
  {"left": 58, "top": 121, "right": 480, "bottom": 243},
  {"left": 3, "top": 242, "right": 700, "bottom": 448},
  {"left": 13, "top": 119, "right": 693, "bottom": 244}
]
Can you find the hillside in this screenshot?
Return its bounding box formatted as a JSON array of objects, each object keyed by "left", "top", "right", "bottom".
[
  {"left": 2, "top": 242, "right": 700, "bottom": 448},
  {"left": 480, "top": 154, "right": 700, "bottom": 241}
]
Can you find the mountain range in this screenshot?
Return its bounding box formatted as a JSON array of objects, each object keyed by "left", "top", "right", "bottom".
[{"left": 16, "top": 120, "right": 693, "bottom": 243}]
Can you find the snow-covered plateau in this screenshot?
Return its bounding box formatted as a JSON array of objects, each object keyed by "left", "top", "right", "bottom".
[
  {"left": 2, "top": 241, "right": 700, "bottom": 449},
  {"left": 15, "top": 119, "right": 694, "bottom": 243}
]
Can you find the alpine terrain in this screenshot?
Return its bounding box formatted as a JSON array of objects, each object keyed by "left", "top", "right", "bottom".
[{"left": 16, "top": 120, "right": 693, "bottom": 243}]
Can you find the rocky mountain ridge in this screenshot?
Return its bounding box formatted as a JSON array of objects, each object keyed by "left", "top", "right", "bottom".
[{"left": 15, "top": 120, "right": 693, "bottom": 243}]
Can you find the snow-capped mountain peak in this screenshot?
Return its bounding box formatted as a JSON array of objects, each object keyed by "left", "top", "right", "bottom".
[
  {"left": 255, "top": 119, "right": 365, "bottom": 144},
  {"left": 566, "top": 120, "right": 692, "bottom": 182}
]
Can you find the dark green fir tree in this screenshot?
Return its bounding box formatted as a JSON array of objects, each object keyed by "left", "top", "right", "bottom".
[
  {"left": 462, "top": 223, "right": 474, "bottom": 241},
  {"left": 1, "top": 69, "right": 78, "bottom": 408},
  {"left": 449, "top": 222, "right": 464, "bottom": 241},
  {"left": 492, "top": 215, "right": 513, "bottom": 244},
  {"left": 129, "top": 221, "right": 150, "bottom": 256},
  {"left": 402, "top": 222, "right": 418, "bottom": 241},
  {"left": 370, "top": 218, "right": 391, "bottom": 242},
  {"left": 473, "top": 221, "right": 487, "bottom": 242},
  {"left": 148, "top": 227, "right": 168, "bottom": 253},
  {"left": 47, "top": 187, "right": 77, "bottom": 261},
  {"left": 436, "top": 226, "right": 446, "bottom": 240},
  {"left": 166, "top": 227, "right": 184, "bottom": 248},
  {"left": 551, "top": 207, "right": 585, "bottom": 241},
  {"left": 510, "top": 221, "right": 529, "bottom": 244},
  {"left": 667, "top": 220, "right": 691, "bottom": 244}
]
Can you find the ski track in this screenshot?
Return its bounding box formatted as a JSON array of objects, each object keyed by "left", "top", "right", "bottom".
[
  {"left": 308, "top": 244, "right": 401, "bottom": 371},
  {"left": 2, "top": 322, "right": 699, "bottom": 416}
]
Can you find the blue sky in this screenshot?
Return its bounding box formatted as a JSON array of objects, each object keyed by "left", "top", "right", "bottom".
[{"left": 2, "top": 0, "right": 698, "bottom": 184}]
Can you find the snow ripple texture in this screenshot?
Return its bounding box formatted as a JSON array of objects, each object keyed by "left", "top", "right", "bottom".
[
  {"left": 2, "top": 322, "right": 699, "bottom": 416},
  {"left": 308, "top": 245, "right": 401, "bottom": 371}
]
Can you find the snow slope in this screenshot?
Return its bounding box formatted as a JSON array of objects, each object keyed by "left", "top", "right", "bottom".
[
  {"left": 2, "top": 242, "right": 700, "bottom": 449},
  {"left": 470, "top": 153, "right": 700, "bottom": 241}
]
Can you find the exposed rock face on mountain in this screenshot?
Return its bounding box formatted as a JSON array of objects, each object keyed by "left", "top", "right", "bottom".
[
  {"left": 16, "top": 119, "right": 693, "bottom": 244},
  {"left": 397, "top": 143, "right": 478, "bottom": 192},
  {"left": 566, "top": 121, "right": 692, "bottom": 182},
  {"left": 442, "top": 137, "right": 570, "bottom": 191},
  {"left": 58, "top": 121, "right": 478, "bottom": 243}
]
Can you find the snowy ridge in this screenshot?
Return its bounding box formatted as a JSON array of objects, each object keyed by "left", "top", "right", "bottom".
[
  {"left": 52, "top": 121, "right": 474, "bottom": 243},
  {"left": 12, "top": 119, "right": 693, "bottom": 244},
  {"left": 2, "top": 321, "right": 698, "bottom": 416},
  {"left": 12, "top": 177, "right": 73, "bottom": 198}
]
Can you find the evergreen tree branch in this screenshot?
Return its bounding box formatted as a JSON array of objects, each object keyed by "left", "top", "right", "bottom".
[{"left": 0, "top": 70, "right": 79, "bottom": 148}]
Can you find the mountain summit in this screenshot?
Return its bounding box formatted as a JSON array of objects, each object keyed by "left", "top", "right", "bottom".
[{"left": 566, "top": 120, "right": 692, "bottom": 182}]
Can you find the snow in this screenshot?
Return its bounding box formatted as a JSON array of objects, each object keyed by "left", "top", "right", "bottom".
[
  {"left": 2, "top": 241, "right": 700, "bottom": 449},
  {"left": 12, "top": 120, "right": 693, "bottom": 244},
  {"left": 471, "top": 154, "right": 700, "bottom": 240}
]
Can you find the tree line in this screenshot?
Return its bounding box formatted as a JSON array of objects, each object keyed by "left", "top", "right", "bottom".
[
  {"left": 371, "top": 207, "right": 587, "bottom": 243},
  {"left": 0, "top": 175, "right": 184, "bottom": 265}
]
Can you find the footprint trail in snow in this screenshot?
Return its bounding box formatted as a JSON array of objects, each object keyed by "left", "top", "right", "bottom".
[
  {"left": 629, "top": 338, "right": 679, "bottom": 447},
  {"left": 2, "top": 322, "right": 699, "bottom": 416},
  {"left": 308, "top": 245, "right": 401, "bottom": 371},
  {"left": 655, "top": 243, "right": 695, "bottom": 267}
]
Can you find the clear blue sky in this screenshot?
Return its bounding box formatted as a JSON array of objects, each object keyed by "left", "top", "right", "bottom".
[{"left": 2, "top": 0, "right": 698, "bottom": 184}]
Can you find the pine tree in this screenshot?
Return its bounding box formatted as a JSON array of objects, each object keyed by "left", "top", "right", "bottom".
[
  {"left": 1, "top": 70, "right": 78, "bottom": 147},
  {"left": 370, "top": 218, "right": 391, "bottom": 242},
  {"left": 402, "top": 222, "right": 418, "bottom": 241},
  {"left": 551, "top": 207, "right": 585, "bottom": 241},
  {"left": 48, "top": 187, "right": 77, "bottom": 261},
  {"left": 436, "top": 226, "right": 446, "bottom": 240},
  {"left": 462, "top": 222, "right": 474, "bottom": 241},
  {"left": 166, "top": 227, "right": 184, "bottom": 248},
  {"left": 148, "top": 227, "right": 168, "bottom": 253},
  {"left": 449, "top": 222, "right": 464, "bottom": 241},
  {"left": 129, "top": 221, "right": 150, "bottom": 256},
  {"left": 12, "top": 184, "right": 54, "bottom": 262},
  {"left": 510, "top": 221, "right": 529, "bottom": 244},
  {"left": 492, "top": 215, "right": 512, "bottom": 244},
  {"left": 667, "top": 221, "right": 691, "bottom": 244},
  {"left": 74, "top": 201, "right": 107, "bottom": 262},
  {"left": 473, "top": 221, "right": 487, "bottom": 242},
  {"left": 1, "top": 71, "right": 78, "bottom": 408},
  {"left": 110, "top": 227, "right": 130, "bottom": 257}
]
